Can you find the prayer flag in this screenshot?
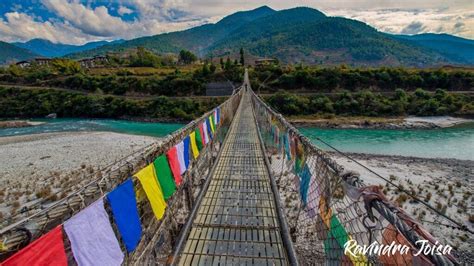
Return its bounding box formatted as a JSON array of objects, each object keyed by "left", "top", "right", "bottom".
[
  {"left": 198, "top": 123, "right": 206, "bottom": 146},
  {"left": 64, "top": 200, "right": 124, "bottom": 266},
  {"left": 307, "top": 174, "right": 321, "bottom": 219},
  {"left": 329, "top": 214, "right": 350, "bottom": 249},
  {"left": 166, "top": 147, "right": 182, "bottom": 186},
  {"left": 299, "top": 164, "right": 311, "bottom": 206},
  {"left": 295, "top": 138, "right": 305, "bottom": 174},
  {"left": 201, "top": 121, "right": 209, "bottom": 145},
  {"left": 154, "top": 155, "right": 176, "bottom": 201},
  {"left": 283, "top": 133, "right": 291, "bottom": 160},
  {"left": 190, "top": 132, "right": 200, "bottom": 159},
  {"left": 214, "top": 109, "right": 218, "bottom": 126},
  {"left": 206, "top": 117, "right": 213, "bottom": 140},
  {"left": 209, "top": 115, "right": 215, "bottom": 133},
  {"left": 107, "top": 179, "right": 142, "bottom": 253},
  {"left": 3, "top": 226, "right": 67, "bottom": 266},
  {"left": 135, "top": 164, "right": 166, "bottom": 220},
  {"left": 194, "top": 128, "right": 203, "bottom": 151},
  {"left": 177, "top": 138, "right": 189, "bottom": 173}
]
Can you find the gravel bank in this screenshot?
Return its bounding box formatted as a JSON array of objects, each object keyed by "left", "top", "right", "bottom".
[{"left": 0, "top": 131, "right": 158, "bottom": 222}]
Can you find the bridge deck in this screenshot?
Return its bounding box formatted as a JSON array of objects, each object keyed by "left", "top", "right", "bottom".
[{"left": 178, "top": 92, "right": 289, "bottom": 265}]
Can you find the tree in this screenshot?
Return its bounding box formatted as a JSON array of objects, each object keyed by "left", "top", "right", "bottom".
[
  {"left": 179, "top": 50, "right": 197, "bottom": 64},
  {"left": 220, "top": 58, "right": 224, "bottom": 69},
  {"left": 239, "top": 47, "right": 245, "bottom": 65},
  {"left": 129, "top": 47, "right": 161, "bottom": 67},
  {"left": 209, "top": 63, "right": 216, "bottom": 73},
  {"left": 202, "top": 62, "right": 210, "bottom": 76},
  {"left": 225, "top": 57, "right": 232, "bottom": 70}
]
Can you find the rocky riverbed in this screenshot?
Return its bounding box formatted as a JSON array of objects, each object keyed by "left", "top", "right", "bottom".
[{"left": 0, "top": 131, "right": 158, "bottom": 223}]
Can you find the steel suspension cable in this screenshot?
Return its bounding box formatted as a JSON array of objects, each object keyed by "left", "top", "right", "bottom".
[{"left": 313, "top": 136, "right": 473, "bottom": 234}]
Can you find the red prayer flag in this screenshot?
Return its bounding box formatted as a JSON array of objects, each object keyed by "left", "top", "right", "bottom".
[
  {"left": 166, "top": 146, "right": 182, "bottom": 186},
  {"left": 199, "top": 123, "right": 206, "bottom": 146},
  {"left": 3, "top": 225, "right": 67, "bottom": 266}
]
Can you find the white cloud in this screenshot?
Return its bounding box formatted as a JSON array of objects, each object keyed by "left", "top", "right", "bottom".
[
  {"left": 0, "top": 11, "right": 93, "bottom": 43},
  {"left": 117, "top": 6, "right": 133, "bottom": 16},
  {"left": 42, "top": 0, "right": 130, "bottom": 37},
  {"left": 324, "top": 8, "right": 474, "bottom": 38},
  {"left": 0, "top": 0, "right": 473, "bottom": 45}
]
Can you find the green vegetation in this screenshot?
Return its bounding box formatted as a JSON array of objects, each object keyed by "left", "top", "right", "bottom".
[
  {"left": 0, "top": 87, "right": 225, "bottom": 120},
  {"left": 0, "top": 41, "right": 38, "bottom": 64},
  {"left": 0, "top": 55, "right": 244, "bottom": 97},
  {"left": 251, "top": 65, "right": 474, "bottom": 92},
  {"left": 265, "top": 89, "right": 473, "bottom": 117},
  {"left": 179, "top": 50, "right": 197, "bottom": 64}
]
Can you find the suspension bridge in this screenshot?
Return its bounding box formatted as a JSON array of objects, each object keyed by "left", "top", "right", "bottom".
[{"left": 0, "top": 70, "right": 466, "bottom": 265}]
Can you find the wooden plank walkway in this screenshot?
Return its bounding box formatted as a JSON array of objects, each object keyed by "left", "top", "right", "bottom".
[{"left": 178, "top": 91, "right": 289, "bottom": 265}]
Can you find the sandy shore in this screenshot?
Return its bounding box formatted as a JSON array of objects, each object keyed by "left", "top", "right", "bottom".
[{"left": 0, "top": 131, "right": 158, "bottom": 222}]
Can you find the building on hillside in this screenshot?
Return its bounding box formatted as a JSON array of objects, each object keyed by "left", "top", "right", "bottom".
[
  {"left": 15, "top": 61, "right": 31, "bottom": 68},
  {"left": 255, "top": 58, "right": 278, "bottom": 68},
  {"left": 205, "top": 82, "right": 235, "bottom": 96},
  {"left": 78, "top": 55, "right": 108, "bottom": 68},
  {"left": 34, "top": 57, "right": 53, "bottom": 66}
]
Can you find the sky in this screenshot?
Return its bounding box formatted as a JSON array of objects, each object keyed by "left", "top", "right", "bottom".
[{"left": 0, "top": 0, "right": 473, "bottom": 45}]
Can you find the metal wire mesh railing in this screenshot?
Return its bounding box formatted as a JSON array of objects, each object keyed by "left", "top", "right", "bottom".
[
  {"left": 0, "top": 88, "right": 243, "bottom": 263},
  {"left": 250, "top": 88, "right": 459, "bottom": 265}
]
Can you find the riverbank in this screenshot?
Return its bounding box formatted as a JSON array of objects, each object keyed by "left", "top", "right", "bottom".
[
  {"left": 290, "top": 115, "right": 473, "bottom": 129},
  {"left": 0, "top": 120, "right": 45, "bottom": 129},
  {"left": 0, "top": 131, "right": 158, "bottom": 222}
]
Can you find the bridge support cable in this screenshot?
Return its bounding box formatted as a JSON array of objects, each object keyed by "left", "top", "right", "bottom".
[
  {"left": 253, "top": 90, "right": 300, "bottom": 266},
  {"left": 172, "top": 78, "right": 295, "bottom": 264},
  {"left": 170, "top": 84, "right": 247, "bottom": 265},
  {"left": 0, "top": 88, "right": 244, "bottom": 263},
  {"left": 249, "top": 77, "right": 459, "bottom": 265}
]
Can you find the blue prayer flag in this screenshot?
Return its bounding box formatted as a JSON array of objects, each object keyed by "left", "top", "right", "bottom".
[
  {"left": 107, "top": 179, "right": 142, "bottom": 252},
  {"left": 183, "top": 136, "right": 190, "bottom": 167},
  {"left": 299, "top": 164, "right": 311, "bottom": 206}
]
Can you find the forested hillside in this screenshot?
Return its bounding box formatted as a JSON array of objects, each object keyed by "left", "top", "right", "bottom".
[
  {"left": 68, "top": 6, "right": 464, "bottom": 67},
  {"left": 0, "top": 41, "right": 37, "bottom": 64}
]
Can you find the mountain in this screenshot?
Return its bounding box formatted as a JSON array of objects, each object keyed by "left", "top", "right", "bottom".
[
  {"left": 0, "top": 41, "right": 38, "bottom": 65},
  {"left": 69, "top": 6, "right": 471, "bottom": 66},
  {"left": 393, "top": 33, "right": 474, "bottom": 65},
  {"left": 69, "top": 5, "right": 276, "bottom": 58},
  {"left": 13, "top": 38, "right": 124, "bottom": 57}
]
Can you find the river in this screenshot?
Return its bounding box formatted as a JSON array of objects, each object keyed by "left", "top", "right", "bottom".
[{"left": 1, "top": 118, "right": 473, "bottom": 160}]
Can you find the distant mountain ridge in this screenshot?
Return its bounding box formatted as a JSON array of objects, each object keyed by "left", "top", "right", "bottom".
[
  {"left": 13, "top": 38, "right": 124, "bottom": 58},
  {"left": 1, "top": 6, "right": 473, "bottom": 66},
  {"left": 0, "top": 41, "right": 38, "bottom": 64},
  {"left": 392, "top": 33, "right": 474, "bottom": 65},
  {"left": 69, "top": 6, "right": 471, "bottom": 66}
]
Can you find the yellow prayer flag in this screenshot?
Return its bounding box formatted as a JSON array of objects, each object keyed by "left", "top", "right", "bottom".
[
  {"left": 209, "top": 115, "right": 215, "bottom": 133},
  {"left": 346, "top": 236, "right": 369, "bottom": 265},
  {"left": 135, "top": 163, "right": 167, "bottom": 220},
  {"left": 190, "top": 132, "right": 200, "bottom": 159}
]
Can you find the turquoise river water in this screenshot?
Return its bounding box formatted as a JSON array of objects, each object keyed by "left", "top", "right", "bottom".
[{"left": 1, "top": 118, "right": 473, "bottom": 160}]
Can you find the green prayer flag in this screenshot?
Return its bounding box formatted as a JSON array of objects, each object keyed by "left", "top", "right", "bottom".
[
  {"left": 153, "top": 155, "right": 176, "bottom": 201},
  {"left": 329, "top": 214, "right": 349, "bottom": 249},
  {"left": 194, "top": 128, "right": 203, "bottom": 151}
]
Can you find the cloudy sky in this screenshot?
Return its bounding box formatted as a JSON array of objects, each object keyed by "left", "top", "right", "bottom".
[{"left": 0, "top": 0, "right": 473, "bottom": 45}]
